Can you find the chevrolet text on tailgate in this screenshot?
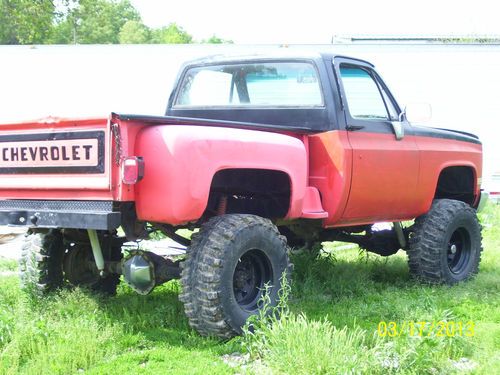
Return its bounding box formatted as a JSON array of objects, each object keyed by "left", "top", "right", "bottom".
[{"left": 0, "top": 52, "right": 487, "bottom": 338}]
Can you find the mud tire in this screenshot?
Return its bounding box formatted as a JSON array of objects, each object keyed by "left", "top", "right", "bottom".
[
  {"left": 179, "top": 214, "right": 291, "bottom": 338},
  {"left": 19, "top": 229, "right": 122, "bottom": 296},
  {"left": 408, "top": 199, "right": 482, "bottom": 284},
  {"left": 19, "top": 230, "right": 64, "bottom": 295}
]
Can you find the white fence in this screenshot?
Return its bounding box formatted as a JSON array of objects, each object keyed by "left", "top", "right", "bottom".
[{"left": 1, "top": 43, "right": 499, "bottom": 182}]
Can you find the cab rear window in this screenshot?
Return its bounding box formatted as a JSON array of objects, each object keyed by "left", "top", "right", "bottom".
[{"left": 174, "top": 62, "right": 323, "bottom": 108}]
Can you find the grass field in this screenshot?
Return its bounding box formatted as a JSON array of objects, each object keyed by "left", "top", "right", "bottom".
[{"left": 0, "top": 204, "right": 498, "bottom": 374}]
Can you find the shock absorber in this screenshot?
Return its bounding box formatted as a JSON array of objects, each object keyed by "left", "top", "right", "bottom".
[{"left": 87, "top": 229, "right": 105, "bottom": 277}]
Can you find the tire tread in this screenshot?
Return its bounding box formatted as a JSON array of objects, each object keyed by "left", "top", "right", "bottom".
[
  {"left": 179, "top": 214, "right": 291, "bottom": 338},
  {"left": 408, "top": 199, "right": 482, "bottom": 284}
]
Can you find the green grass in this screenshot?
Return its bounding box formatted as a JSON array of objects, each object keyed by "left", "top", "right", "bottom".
[
  {"left": 0, "top": 203, "right": 499, "bottom": 374},
  {"left": 0, "top": 258, "right": 17, "bottom": 272}
]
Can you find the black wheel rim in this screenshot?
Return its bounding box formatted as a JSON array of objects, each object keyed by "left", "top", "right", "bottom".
[
  {"left": 232, "top": 249, "right": 273, "bottom": 311},
  {"left": 447, "top": 227, "right": 472, "bottom": 274}
]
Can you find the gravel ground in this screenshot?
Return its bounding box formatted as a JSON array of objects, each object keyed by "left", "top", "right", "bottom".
[
  {"left": 0, "top": 226, "right": 186, "bottom": 262},
  {"left": 0, "top": 226, "right": 27, "bottom": 261}
]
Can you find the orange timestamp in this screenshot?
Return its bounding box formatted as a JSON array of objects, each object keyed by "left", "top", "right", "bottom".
[{"left": 377, "top": 321, "right": 475, "bottom": 337}]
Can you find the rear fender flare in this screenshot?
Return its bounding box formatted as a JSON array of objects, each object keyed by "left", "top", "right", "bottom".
[{"left": 134, "top": 125, "right": 308, "bottom": 224}]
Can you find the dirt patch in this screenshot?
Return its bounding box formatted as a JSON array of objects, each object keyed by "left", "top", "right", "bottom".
[
  {"left": 0, "top": 227, "right": 186, "bottom": 262},
  {"left": 0, "top": 226, "right": 27, "bottom": 261}
]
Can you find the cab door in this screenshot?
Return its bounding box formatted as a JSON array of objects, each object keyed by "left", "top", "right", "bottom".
[{"left": 334, "top": 58, "right": 420, "bottom": 223}]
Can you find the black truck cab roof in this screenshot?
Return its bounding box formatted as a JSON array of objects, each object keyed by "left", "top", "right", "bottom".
[{"left": 165, "top": 51, "right": 377, "bottom": 132}]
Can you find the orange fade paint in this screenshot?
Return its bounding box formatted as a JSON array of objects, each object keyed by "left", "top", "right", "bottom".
[
  {"left": 0, "top": 116, "right": 483, "bottom": 228},
  {"left": 307, "top": 130, "right": 353, "bottom": 226},
  {"left": 308, "top": 131, "right": 482, "bottom": 228},
  {"left": 341, "top": 131, "right": 420, "bottom": 224},
  {"left": 412, "top": 135, "right": 482, "bottom": 212}
]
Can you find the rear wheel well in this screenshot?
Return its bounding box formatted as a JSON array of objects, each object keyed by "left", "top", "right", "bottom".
[
  {"left": 204, "top": 169, "right": 291, "bottom": 219},
  {"left": 434, "top": 166, "right": 475, "bottom": 205}
]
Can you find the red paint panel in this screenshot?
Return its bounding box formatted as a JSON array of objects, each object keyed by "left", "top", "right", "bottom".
[
  {"left": 0, "top": 117, "right": 113, "bottom": 200},
  {"left": 308, "top": 131, "right": 353, "bottom": 226},
  {"left": 110, "top": 116, "right": 148, "bottom": 202},
  {"left": 134, "top": 125, "right": 308, "bottom": 225},
  {"left": 0, "top": 114, "right": 482, "bottom": 229}
]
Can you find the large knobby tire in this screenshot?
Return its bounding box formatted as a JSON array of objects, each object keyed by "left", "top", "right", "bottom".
[
  {"left": 19, "top": 230, "right": 64, "bottom": 295},
  {"left": 408, "top": 199, "right": 482, "bottom": 284},
  {"left": 19, "top": 229, "right": 122, "bottom": 296},
  {"left": 179, "top": 214, "right": 291, "bottom": 339}
]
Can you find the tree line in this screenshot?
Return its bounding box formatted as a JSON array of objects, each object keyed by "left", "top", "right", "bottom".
[{"left": 0, "top": 0, "right": 232, "bottom": 45}]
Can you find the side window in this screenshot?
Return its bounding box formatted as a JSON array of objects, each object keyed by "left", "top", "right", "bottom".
[{"left": 339, "top": 66, "right": 390, "bottom": 120}]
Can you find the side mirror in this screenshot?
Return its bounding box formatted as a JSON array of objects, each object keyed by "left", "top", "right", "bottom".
[
  {"left": 391, "top": 122, "right": 404, "bottom": 141},
  {"left": 402, "top": 102, "right": 432, "bottom": 123}
]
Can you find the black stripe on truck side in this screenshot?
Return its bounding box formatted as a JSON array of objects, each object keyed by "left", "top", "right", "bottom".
[{"left": 410, "top": 125, "right": 481, "bottom": 145}]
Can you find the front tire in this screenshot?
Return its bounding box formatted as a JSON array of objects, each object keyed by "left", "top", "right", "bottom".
[
  {"left": 408, "top": 199, "right": 482, "bottom": 284},
  {"left": 180, "top": 214, "right": 291, "bottom": 338}
]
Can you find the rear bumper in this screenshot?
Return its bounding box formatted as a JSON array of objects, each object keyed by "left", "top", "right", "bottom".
[{"left": 0, "top": 200, "right": 121, "bottom": 230}]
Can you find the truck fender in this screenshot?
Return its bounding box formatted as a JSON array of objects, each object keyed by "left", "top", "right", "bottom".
[
  {"left": 134, "top": 125, "right": 308, "bottom": 224},
  {"left": 418, "top": 161, "right": 479, "bottom": 214}
]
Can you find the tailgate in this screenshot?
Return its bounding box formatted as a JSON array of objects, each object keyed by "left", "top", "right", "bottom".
[{"left": 0, "top": 117, "right": 111, "bottom": 192}]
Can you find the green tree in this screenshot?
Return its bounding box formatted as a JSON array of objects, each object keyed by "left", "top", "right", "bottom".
[
  {"left": 0, "top": 0, "right": 55, "bottom": 44},
  {"left": 0, "top": 0, "right": 204, "bottom": 45},
  {"left": 150, "top": 23, "right": 192, "bottom": 44},
  {"left": 51, "top": 0, "right": 141, "bottom": 44},
  {"left": 49, "top": 0, "right": 79, "bottom": 44},
  {"left": 118, "top": 19, "right": 149, "bottom": 44},
  {"left": 202, "top": 34, "right": 233, "bottom": 44}
]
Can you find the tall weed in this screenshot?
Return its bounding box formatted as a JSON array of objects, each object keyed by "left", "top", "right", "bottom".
[{"left": 241, "top": 276, "right": 387, "bottom": 374}]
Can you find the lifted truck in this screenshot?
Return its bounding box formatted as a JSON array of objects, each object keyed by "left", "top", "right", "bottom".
[{"left": 0, "top": 52, "right": 487, "bottom": 338}]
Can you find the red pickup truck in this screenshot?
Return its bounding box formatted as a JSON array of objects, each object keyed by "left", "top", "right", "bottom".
[{"left": 0, "top": 52, "right": 487, "bottom": 338}]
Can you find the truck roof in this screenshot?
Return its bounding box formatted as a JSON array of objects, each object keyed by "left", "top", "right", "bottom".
[{"left": 182, "top": 50, "right": 375, "bottom": 68}]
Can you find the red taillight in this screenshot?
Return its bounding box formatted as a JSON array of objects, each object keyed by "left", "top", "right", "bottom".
[{"left": 122, "top": 156, "right": 144, "bottom": 185}]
